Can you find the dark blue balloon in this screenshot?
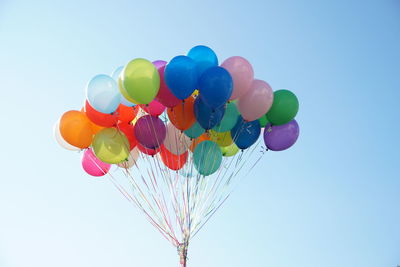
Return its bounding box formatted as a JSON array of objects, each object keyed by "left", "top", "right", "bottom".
[
  {"left": 164, "top": 56, "right": 198, "bottom": 100},
  {"left": 230, "top": 116, "right": 261, "bottom": 149},
  {"left": 198, "top": 66, "right": 233, "bottom": 109},
  {"left": 187, "top": 45, "right": 218, "bottom": 77},
  {"left": 194, "top": 97, "right": 225, "bottom": 130}
]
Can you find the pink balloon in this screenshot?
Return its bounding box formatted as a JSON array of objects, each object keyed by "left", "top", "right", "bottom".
[
  {"left": 237, "top": 79, "right": 274, "bottom": 121},
  {"left": 221, "top": 56, "right": 254, "bottom": 100},
  {"left": 139, "top": 99, "right": 166, "bottom": 116},
  {"left": 81, "top": 148, "right": 111, "bottom": 177},
  {"left": 153, "top": 61, "right": 181, "bottom": 108}
]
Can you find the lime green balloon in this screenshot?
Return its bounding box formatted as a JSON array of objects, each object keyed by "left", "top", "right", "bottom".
[
  {"left": 121, "top": 58, "right": 160, "bottom": 104},
  {"left": 221, "top": 143, "right": 239, "bottom": 157},
  {"left": 266, "top": 90, "right": 299, "bottom": 125},
  {"left": 213, "top": 101, "right": 240, "bottom": 132},
  {"left": 92, "top": 128, "right": 130, "bottom": 164},
  {"left": 184, "top": 122, "right": 205, "bottom": 139},
  {"left": 193, "top": 141, "right": 222, "bottom": 176},
  {"left": 209, "top": 130, "right": 233, "bottom": 147},
  {"left": 258, "top": 114, "right": 269, "bottom": 128}
]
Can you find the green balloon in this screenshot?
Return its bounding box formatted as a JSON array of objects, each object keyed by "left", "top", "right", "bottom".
[
  {"left": 92, "top": 128, "right": 130, "bottom": 164},
  {"left": 184, "top": 122, "right": 205, "bottom": 139},
  {"left": 266, "top": 90, "right": 299, "bottom": 125},
  {"left": 221, "top": 143, "right": 239, "bottom": 157},
  {"left": 193, "top": 141, "right": 222, "bottom": 176},
  {"left": 213, "top": 101, "right": 240, "bottom": 132},
  {"left": 122, "top": 58, "right": 160, "bottom": 104},
  {"left": 258, "top": 114, "right": 269, "bottom": 128}
]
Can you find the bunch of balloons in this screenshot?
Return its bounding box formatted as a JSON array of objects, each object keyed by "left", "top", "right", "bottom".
[{"left": 54, "top": 45, "right": 300, "bottom": 177}]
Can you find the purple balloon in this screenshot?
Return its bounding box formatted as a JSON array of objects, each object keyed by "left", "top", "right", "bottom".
[
  {"left": 134, "top": 115, "right": 166, "bottom": 149},
  {"left": 264, "top": 120, "right": 299, "bottom": 151}
]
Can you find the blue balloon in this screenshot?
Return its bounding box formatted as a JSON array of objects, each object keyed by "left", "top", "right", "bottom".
[
  {"left": 198, "top": 66, "right": 233, "bottom": 108},
  {"left": 187, "top": 45, "right": 218, "bottom": 77},
  {"left": 194, "top": 97, "right": 225, "bottom": 130},
  {"left": 230, "top": 116, "right": 261, "bottom": 149},
  {"left": 164, "top": 56, "right": 198, "bottom": 100},
  {"left": 86, "top": 74, "right": 121, "bottom": 114}
]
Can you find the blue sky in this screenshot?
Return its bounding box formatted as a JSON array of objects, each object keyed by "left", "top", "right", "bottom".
[{"left": 0, "top": 0, "right": 399, "bottom": 266}]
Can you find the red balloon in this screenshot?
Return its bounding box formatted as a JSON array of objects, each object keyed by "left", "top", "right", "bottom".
[
  {"left": 137, "top": 143, "right": 160, "bottom": 156},
  {"left": 84, "top": 101, "right": 118, "bottom": 127},
  {"left": 116, "top": 104, "right": 139, "bottom": 123},
  {"left": 117, "top": 123, "right": 137, "bottom": 150},
  {"left": 160, "top": 145, "right": 188, "bottom": 170}
]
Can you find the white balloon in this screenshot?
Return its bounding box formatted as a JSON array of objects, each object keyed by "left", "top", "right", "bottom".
[
  {"left": 163, "top": 123, "right": 190, "bottom": 155},
  {"left": 117, "top": 147, "right": 139, "bottom": 169},
  {"left": 53, "top": 121, "right": 80, "bottom": 151}
]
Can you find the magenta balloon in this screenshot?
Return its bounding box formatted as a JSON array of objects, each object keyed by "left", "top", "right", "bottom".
[
  {"left": 154, "top": 61, "right": 181, "bottom": 108},
  {"left": 263, "top": 120, "right": 299, "bottom": 151},
  {"left": 134, "top": 115, "right": 166, "bottom": 149},
  {"left": 221, "top": 56, "right": 254, "bottom": 100},
  {"left": 81, "top": 148, "right": 111, "bottom": 177},
  {"left": 140, "top": 99, "right": 166, "bottom": 116},
  {"left": 237, "top": 79, "right": 274, "bottom": 121}
]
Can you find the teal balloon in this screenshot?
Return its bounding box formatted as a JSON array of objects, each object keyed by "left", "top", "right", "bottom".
[
  {"left": 184, "top": 122, "right": 205, "bottom": 139},
  {"left": 213, "top": 101, "right": 240, "bottom": 132},
  {"left": 193, "top": 141, "right": 222, "bottom": 176}
]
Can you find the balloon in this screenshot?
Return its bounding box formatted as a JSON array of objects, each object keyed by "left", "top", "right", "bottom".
[
  {"left": 92, "top": 128, "right": 130, "bottom": 164},
  {"left": 82, "top": 148, "right": 111, "bottom": 177},
  {"left": 167, "top": 96, "right": 196, "bottom": 131},
  {"left": 193, "top": 140, "right": 222, "bottom": 176},
  {"left": 194, "top": 97, "right": 225, "bottom": 130},
  {"left": 221, "top": 56, "right": 254, "bottom": 100},
  {"left": 264, "top": 120, "right": 300, "bottom": 151},
  {"left": 266, "top": 90, "right": 299, "bottom": 125},
  {"left": 258, "top": 114, "right": 269, "bottom": 128},
  {"left": 86, "top": 74, "right": 120, "bottom": 114},
  {"left": 117, "top": 147, "right": 140, "bottom": 169},
  {"left": 221, "top": 143, "right": 239, "bottom": 157},
  {"left": 230, "top": 116, "right": 261, "bottom": 149},
  {"left": 212, "top": 101, "right": 239, "bottom": 132},
  {"left": 164, "top": 56, "right": 198, "bottom": 100},
  {"left": 116, "top": 104, "right": 139, "bottom": 123},
  {"left": 160, "top": 145, "right": 188, "bottom": 171},
  {"left": 59, "top": 110, "right": 93, "bottom": 149},
  {"left": 154, "top": 60, "right": 181, "bottom": 108},
  {"left": 189, "top": 133, "right": 211, "bottom": 152},
  {"left": 117, "top": 122, "right": 137, "bottom": 150},
  {"left": 88, "top": 120, "right": 105, "bottom": 135},
  {"left": 237, "top": 80, "right": 274, "bottom": 121},
  {"left": 137, "top": 143, "right": 160, "bottom": 156},
  {"left": 121, "top": 58, "right": 160, "bottom": 104},
  {"left": 198, "top": 66, "right": 232, "bottom": 109},
  {"left": 140, "top": 99, "right": 166, "bottom": 117},
  {"left": 209, "top": 130, "right": 233, "bottom": 147},
  {"left": 163, "top": 123, "right": 190, "bottom": 155},
  {"left": 111, "top": 66, "right": 124, "bottom": 81},
  {"left": 134, "top": 115, "right": 166, "bottom": 149},
  {"left": 53, "top": 121, "right": 80, "bottom": 151},
  {"left": 118, "top": 77, "right": 139, "bottom": 105},
  {"left": 187, "top": 45, "right": 218, "bottom": 77},
  {"left": 84, "top": 100, "right": 118, "bottom": 127},
  {"left": 184, "top": 121, "right": 205, "bottom": 139}
]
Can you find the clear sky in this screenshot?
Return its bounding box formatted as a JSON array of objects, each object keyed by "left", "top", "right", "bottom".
[{"left": 0, "top": 0, "right": 399, "bottom": 266}]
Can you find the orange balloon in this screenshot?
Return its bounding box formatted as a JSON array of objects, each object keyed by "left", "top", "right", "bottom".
[
  {"left": 167, "top": 96, "right": 196, "bottom": 131},
  {"left": 160, "top": 145, "right": 188, "bottom": 171},
  {"left": 189, "top": 132, "right": 211, "bottom": 152},
  {"left": 59, "top": 110, "right": 93, "bottom": 149},
  {"left": 116, "top": 104, "right": 139, "bottom": 123},
  {"left": 89, "top": 120, "right": 104, "bottom": 134}
]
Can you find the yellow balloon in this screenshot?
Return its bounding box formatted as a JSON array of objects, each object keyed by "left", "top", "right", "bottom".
[
  {"left": 209, "top": 130, "right": 233, "bottom": 147},
  {"left": 92, "top": 128, "right": 130, "bottom": 164},
  {"left": 118, "top": 78, "right": 139, "bottom": 104},
  {"left": 221, "top": 143, "right": 239, "bottom": 157}
]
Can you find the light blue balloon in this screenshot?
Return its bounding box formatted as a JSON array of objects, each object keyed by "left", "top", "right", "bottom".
[
  {"left": 187, "top": 45, "right": 218, "bottom": 77},
  {"left": 111, "top": 66, "right": 136, "bottom": 107},
  {"left": 193, "top": 141, "right": 222, "bottom": 176},
  {"left": 86, "top": 74, "right": 121, "bottom": 114},
  {"left": 184, "top": 122, "right": 205, "bottom": 139}
]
